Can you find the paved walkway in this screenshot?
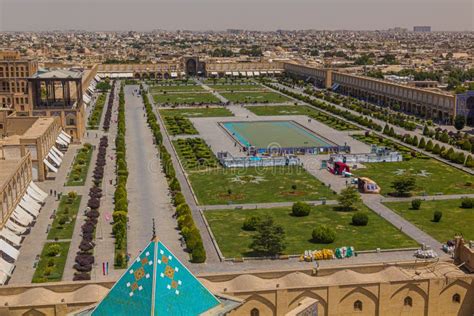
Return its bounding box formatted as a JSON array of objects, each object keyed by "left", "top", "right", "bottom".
[
  {"left": 382, "top": 193, "right": 474, "bottom": 203},
  {"left": 200, "top": 200, "right": 338, "bottom": 211},
  {"left": 124, "top": 85, "right": 189, "bottom": 263},
  {"left": 199, "top": 80, "right": 229, "bottom": 103}
]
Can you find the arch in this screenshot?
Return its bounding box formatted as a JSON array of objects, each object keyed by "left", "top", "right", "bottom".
[
  {"left": 240, "top": 294, "right": 276, "bottom": 316},
  {"left": 22, "top": 309, "right": 47, "bottom": 316},
  {"left": 340, "top": 287, "right": 378, "bottom": 315},
  {"left": 439, "top": 278, "right": 471, "bottom": 296},
  {"left": 390, "top": 283, "right": 428, "bottom": 302},
  {"left": 250, "top": 308, "right": 259, "bottom": 316},
  {"left": 354, "top": 300, "right": 363, "bottom": 311},
  {"left": 186, "top": 59, "right": 197, "bottom": 76},
  {"left": 404, "top": 296, "right": 413, "bottom": 307},
  {"left": 288, "top": 290, "right": 327, "bottom": 315},
  {"left": 134, "top": 72, "right": 141, "bottom": 79},
  {"left": 163, "top": 72, "right": 170, "bottom": 80},
  {"left": 452, "top": 293, "right": 461, "bottom": 303}
]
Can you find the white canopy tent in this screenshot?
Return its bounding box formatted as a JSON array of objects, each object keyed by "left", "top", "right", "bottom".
[
  {"left": 0, "top": 228, "right": 22, "bottom": 247},
  {"left": 60, "top": 130, "right": 72, "bottom": 141},
  {"left": 0, "top": 239, "right": 20, "bottom": 261},
  {"left": 29, "top": 182, "right": 48, "bottom": 200},
  {"left": 15, "top": 200, "right": 39, "bottom": 217},
  {"left": 48, "top": 149, "right": 62, "bottom": 165},
  {"left": 94, "top": 75, "right": 101, "bottom": 82},
  {"left": 56, "top": 137, "right": 68, "bottom": 147},
  {"left": 225, "top": 72, "right": 232, "bottom": 76},
  {"left": 21, "top": 194, "right": 41, "bottom": 211},
  {"left": 26, "top": 187, "right": 46, "bottom": 204},
  {"left": 20, "top": 198, "right": 40, "bottom": 216},
  {"left": 0, "top": 271, "right": 8, "bottom": 285},
  {"left": 47, "top": 152, "right": 61, "bottom": 167},
  {"left": 0, "top": 257, "right": 14, "bottom": 276},
  {"left": 5, "top": 220, "right": 27, "bottom": 235},
  {"left": 58, "top": 134, "right": 70, "bottom": 145},
  {"left": 51, "top": 146, "right": 64, "bottom": 158},
  {"left": 43, "top": 159, "right": 58, "bottom": 173},
  {"left": 254, "top": 71, "right": 261, "bottom": 76},
  {"left": 13, "top": 208, "right": 34, "bottom": 226}
]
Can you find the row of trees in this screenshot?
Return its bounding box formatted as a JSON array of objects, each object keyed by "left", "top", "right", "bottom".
[
  {"left": 383, "top": 124, "right": 474, "bottom": 168},
  {"left": 74, "top": 82, "right": 117, "bottom": 280},
  {"left": 141, "top": 85, "right": 207, "bottom": 263},
  {"left": 267, "top": 83, "right": 383, "bottom": 131},
  {"left": 113, "top": 83, "right": 129, "bottom": 268}
]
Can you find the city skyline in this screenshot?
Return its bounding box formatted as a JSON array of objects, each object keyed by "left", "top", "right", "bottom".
[{"left": 1, "top": 0, "right": 473, "bottom": 32}]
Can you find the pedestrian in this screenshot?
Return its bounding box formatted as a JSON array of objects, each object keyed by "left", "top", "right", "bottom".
[{"left": 54, "top": 190, "right": 56, "bottom": 197}]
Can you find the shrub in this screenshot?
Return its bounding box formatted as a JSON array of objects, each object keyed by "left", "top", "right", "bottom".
[
  {"left": 176, "top": 203, "right": 191, "bottom": 217},
  {"left": 113, "top": 211, "right": 128, "bottom": 224},
  {"left": 169, "top": 178, "right": 181, "bottom": 192},
  {"left": 411, "top": 199, "right": 422, "bottom": 210},
  {"left": 312, "top": 225, "right": 336, "bottom": 244},
  {"left": 47, "top": 244, "right": 62, "bottom": 257},
  {"left": 173, "top": 192, "right": 185, "bottom": 206},
  {"left": 352, "top": 212, "right": 369, "bottom": 226},
  {"left": 461, "top": 198, "right": 474, "bottom": 209},
  {"left": 58, "top": 215, "right": 69, "bottom": 226},
  {"left": 465, "top": 155, "right": 474, "bottom": 168},
  {"left": 191, "top": 244, "right": 206, "bottom": 263},
  {"left": 68, "top": 191, "right": 78, "bottom": 199},
  {"left": 115, "top": 252, "right": 125, "bottom": 267},
  {"left": 242, "top": 216, "right": 261, "bottom": 231},
  {"left": 291, "top": 202, "right": 311, "bottom": 217},
  {"left": 433, "top": 210, "right": 442, "bottom": 222}
]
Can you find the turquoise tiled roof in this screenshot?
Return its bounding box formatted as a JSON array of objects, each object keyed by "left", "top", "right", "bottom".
[{"left": 92, "top": 239, "right": 220, "bottom": 316}]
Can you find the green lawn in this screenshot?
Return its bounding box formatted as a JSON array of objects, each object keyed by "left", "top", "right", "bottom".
[
  {"left": 205, "top": 205, "right": 418, "bottom": 258},
  {"left": 150, "top": 85, "right": 204, "bottom": 93},
  {"left": 209, "top": 84, "right": 267, "bottom": 91},
  {"left": 188, "top": 166, "right": 335, "bottom": 205},
  {"left": 160, "top": 107, "right": 233, "bottom": 118},
  {"left": 32, "top": 242, "right": 70, "bottom": 283},
  {"left": 153, "top": 92, "right": 221, "bottom": 105},
  {"left": 47, "top": 195, "right": 82, "bottom": 240},
  {"left": 352, "top": 158, "right": 474, "bottom": 196},
  {"left": 221, "top": 91, "right": 292, "bottom": 104},
  {"left": 385, "top": 199, "right": 474, "bottom": 243},
  {"left": 246, "top": 105, "right": 359, "bottom": 131},
  {"left": 87, "top": 93, "right": 106, "bottom": 129},
  {"left": 65, "top": 145, "right": 93, "bottom": 186}
]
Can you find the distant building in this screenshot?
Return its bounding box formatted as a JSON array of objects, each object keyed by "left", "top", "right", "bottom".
[
  {"left": 0, "top": 51, "right": 38, "bottom": 115},
  {"left": 413, "top": 26, "right": 431, "bottom": 32}
]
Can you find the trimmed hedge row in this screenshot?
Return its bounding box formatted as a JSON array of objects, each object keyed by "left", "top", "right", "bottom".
[
  {"left": 113, "top": 82, "right": 129, "bottom": 268},
  {"left": 141, "top": 85, "right": 207, "bottom": 263},
  {"left": 265, "top": 83, "right": 383, "bottom": 131},
  {"left": 164, "top": 115, "right": 198, "bottom": 135},
  {"left": 382, "top": 124, "right": 474, "bottom": 168},
  {"left": 87, "top": 93, "right": 106, "bottom": 129}
]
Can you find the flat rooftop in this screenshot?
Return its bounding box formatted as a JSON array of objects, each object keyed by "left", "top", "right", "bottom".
[
  {"left": 0, "top": 117, "right": 56, "bottom": 146},
  {"left": 0, "top": 159, "right": 22, "bottom": 190}
]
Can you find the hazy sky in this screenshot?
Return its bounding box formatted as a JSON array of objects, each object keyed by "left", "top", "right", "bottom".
[{"left": 0, "top": 0, "right": 473, "bottom": 32}]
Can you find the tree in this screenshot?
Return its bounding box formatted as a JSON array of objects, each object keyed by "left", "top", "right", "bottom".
[
  {"left": 418, "top": 138, "right": 426, "bottom": 149},
  {"left": 411, "top": 199, "right": 422, "bottom": 210},
  {"left": 465, "top": 155, "right": 474, "bottom": 168},
  {"left": 242, "top": 216, "right": 261, "bottom": 231},
  {"left": 312, "top": 224, "right": 336, "bottom": 243},
  {"left": 391, "top": 176, "right": 416, "bottom": 196},
  {"left": 425, "top": 140, "right": 434, "bottom": 151},
  {"left": 433, "top": 210, "right": 442, "bottom": 222},
  {"left": 352, "top": 212, "right": 369, "bottom": 226},
  {"left": 454, "top": 115, "right": 466, "bottom": 131},
  {"left": 250, "top": 217, "right": 286, "bottom": 256},
  {"left": 291, "top": 202, "right": 311, "bottom": 217},
  {"left": 336, "top": 186, "right": 361, "bottom": 211}
]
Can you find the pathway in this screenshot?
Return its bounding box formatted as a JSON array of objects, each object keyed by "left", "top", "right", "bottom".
[
  {"left": 200, "top": 200, "right": 338, "bottom": 211},
  {"left": 124, "top": 85, "right": 188, "bottom": 262}
]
